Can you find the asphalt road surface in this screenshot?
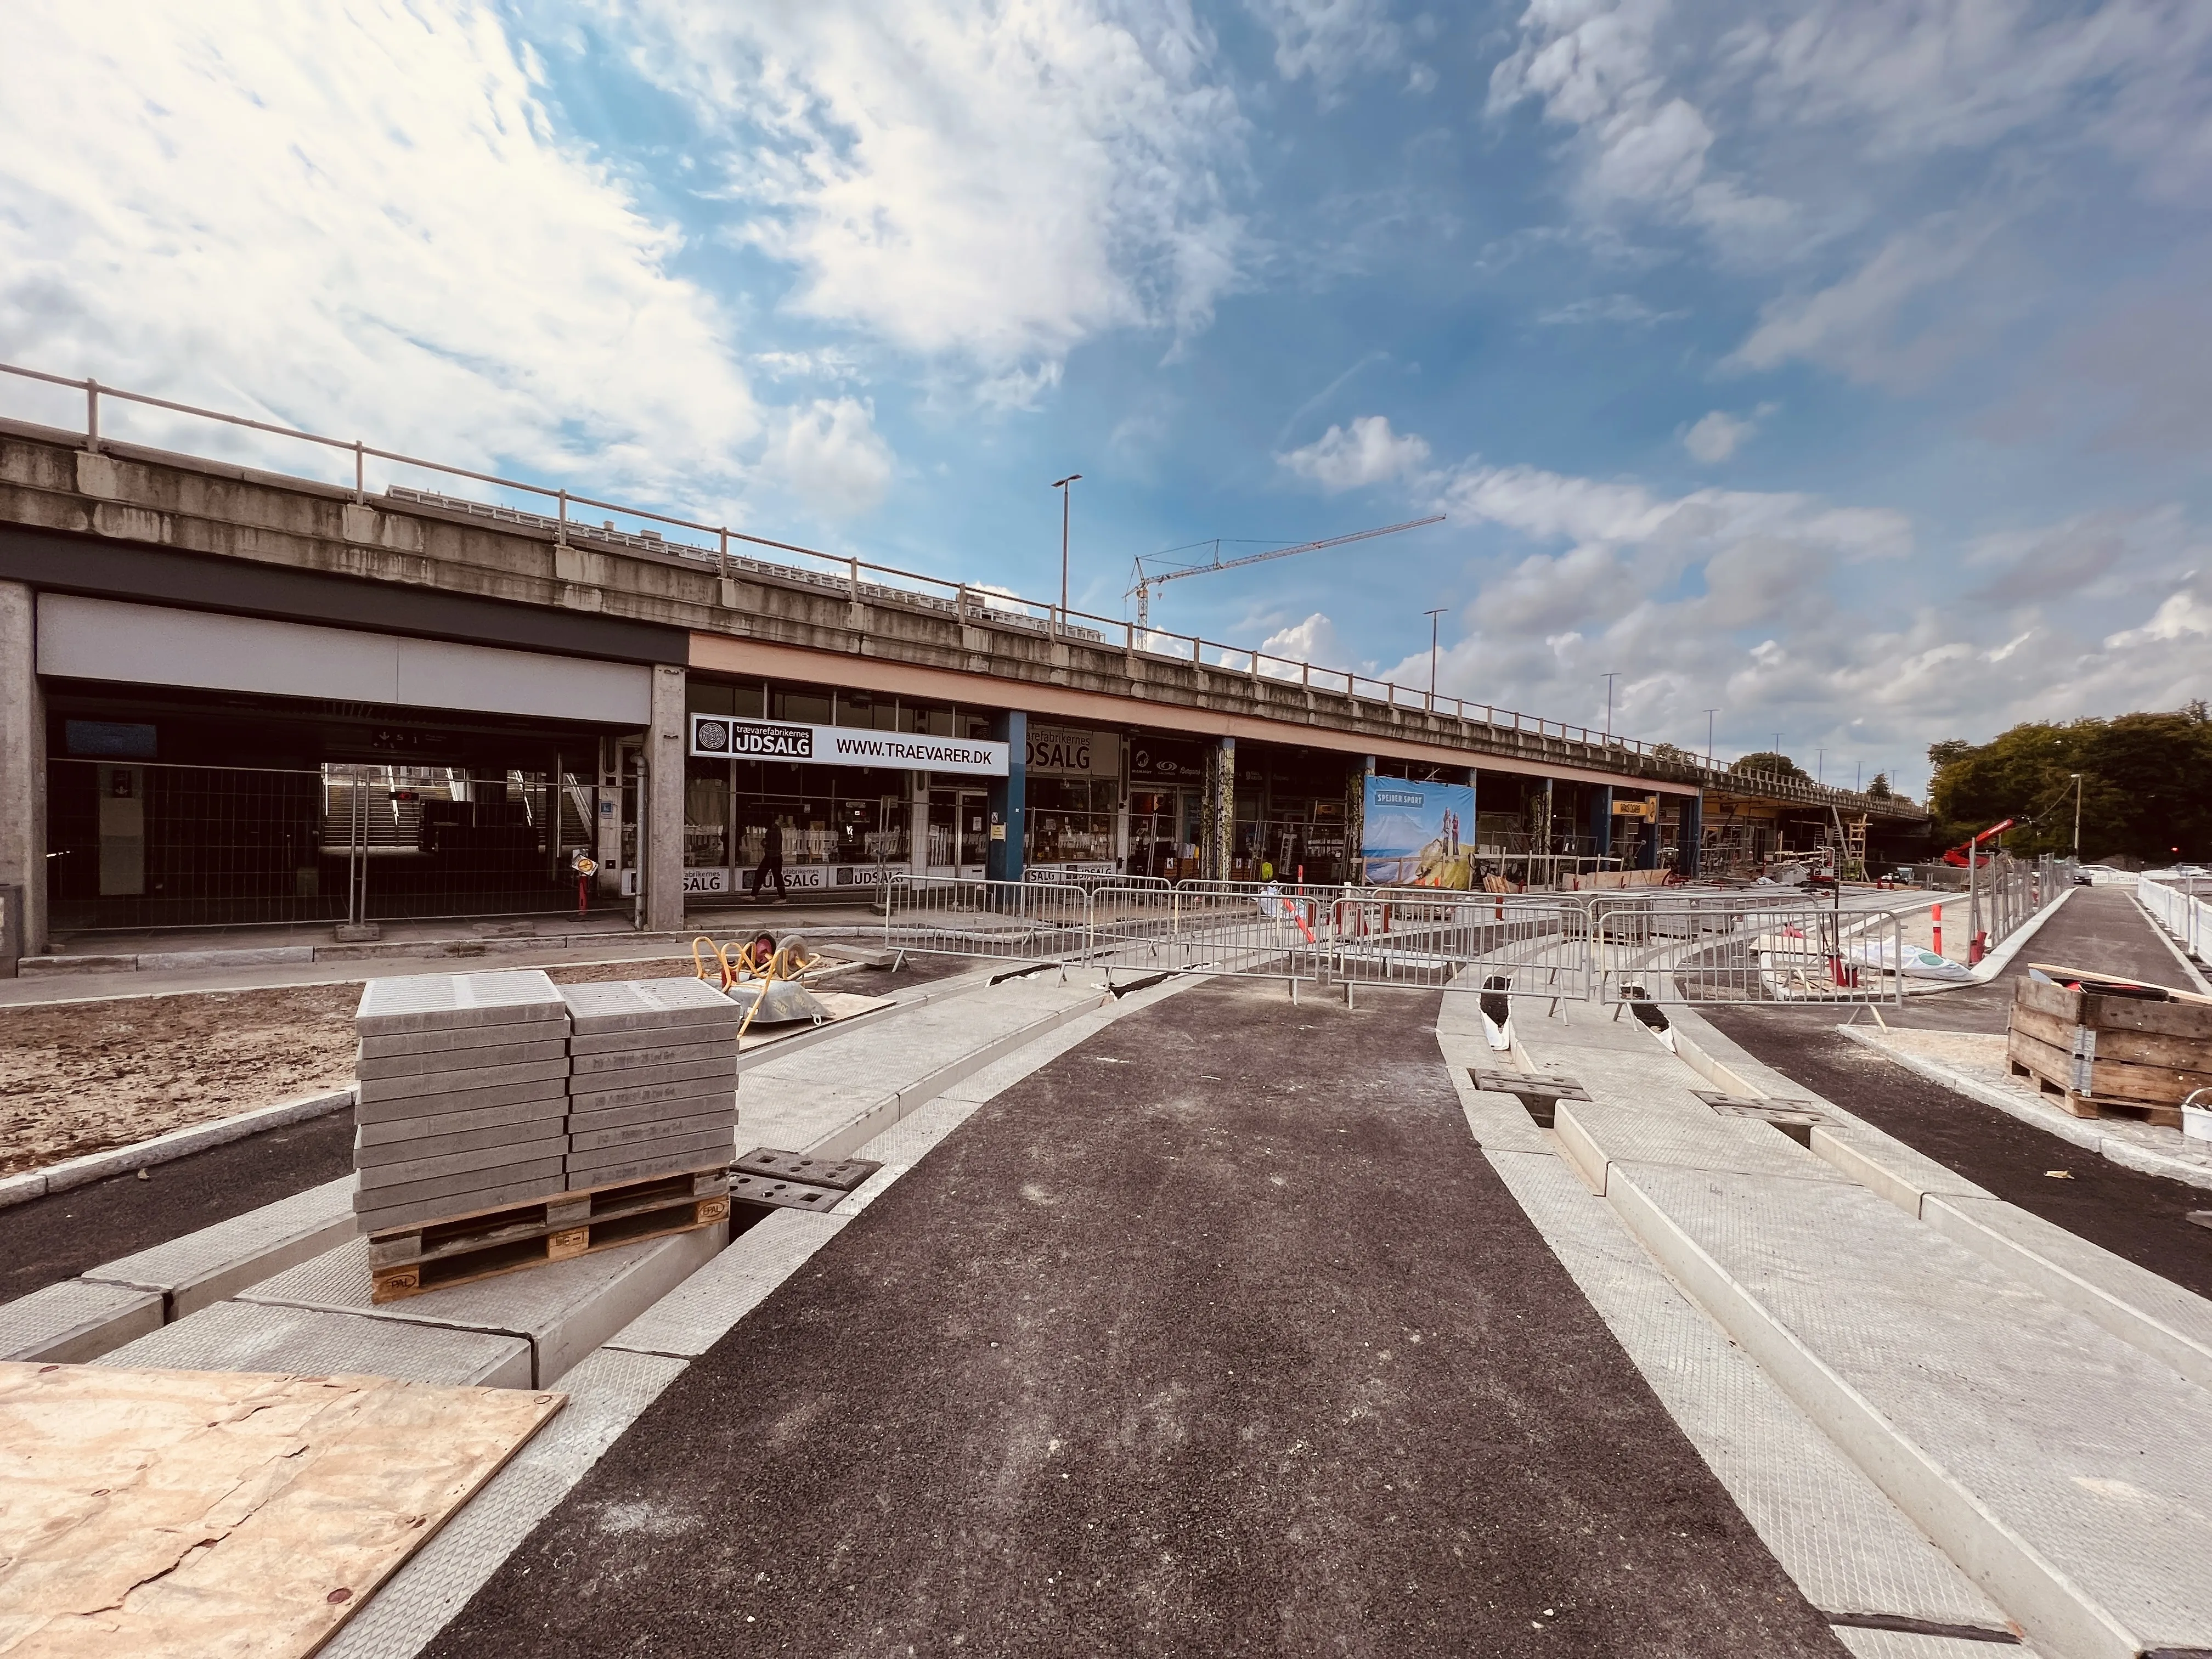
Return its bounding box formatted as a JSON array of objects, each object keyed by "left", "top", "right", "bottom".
[
  {"left": 1881, "top": 884, "right": 2197, "bottom": 1035},
  {"left": 1702, "top": 885, "right": 2212, "bottom": 1299},
  {"left": 0, "top": 1108, "right": 354, "bottom": 1302},
  {"left": 430, "top": 978, "right": 1844, "bottom": 1658}
]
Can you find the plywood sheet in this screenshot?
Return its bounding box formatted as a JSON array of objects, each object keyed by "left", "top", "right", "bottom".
[{"left": 0, "top": 1361, "right": 561, "bottom": 1657}]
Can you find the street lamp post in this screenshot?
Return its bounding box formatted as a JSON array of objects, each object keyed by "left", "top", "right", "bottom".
[
  {"left": 1703, "top": 708, "right": 1718, "bottom": 766},
  {"left": 1601, "top": 672, "right": 1622, "bottom": 738},
  {"left": 2072, "top": 772, "right": 2083, "bottom": 859},
  {"left": 1051, "top": 473, "right": 1081, "bottom": 630},
  {"left": 1424, "top": 608, "right": 1447, "bottom": 706}
]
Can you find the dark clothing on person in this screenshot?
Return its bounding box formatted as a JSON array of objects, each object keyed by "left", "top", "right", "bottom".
[{"left": 752, "top": 819, "right": 787, "bottom": 901}]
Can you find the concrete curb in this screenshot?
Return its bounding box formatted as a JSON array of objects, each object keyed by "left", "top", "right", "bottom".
[
  {"left": 1601, "top": 1163, "right": 2148, "bottom": 1659},
  {"left": 1834, "top": 1024, "right": 2212, "bottom": 1193},
  {"left": 0, "top": 1086, "right": 357, "bottom": 1212},
  {"left": 1962, "top": 885, "right": 2072, "bottom": 983}
]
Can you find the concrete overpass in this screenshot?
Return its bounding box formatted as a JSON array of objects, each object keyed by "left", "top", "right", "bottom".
[{"left": 0, "top": 369, "right": 1925, "bottom": 957}]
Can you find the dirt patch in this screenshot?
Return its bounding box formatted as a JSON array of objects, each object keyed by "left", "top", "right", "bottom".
[{"left": 0, "top": 955, "right": 936, "bottom": 1179}]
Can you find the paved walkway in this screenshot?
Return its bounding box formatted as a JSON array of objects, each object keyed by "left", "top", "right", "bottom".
[
  {"left": 424, "top": 979, "right": 1843, "bottom": 1657},
  {"left": 1884, "top": 886, "right": 2196, "bottom": 1034}
]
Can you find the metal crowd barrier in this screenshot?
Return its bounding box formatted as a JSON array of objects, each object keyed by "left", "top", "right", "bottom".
[{"left": 883, "top": 876, "right": 1912, "bottom": 1005}]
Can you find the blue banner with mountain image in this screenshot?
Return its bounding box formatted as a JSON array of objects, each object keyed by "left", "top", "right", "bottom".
[{"left": 1361, "top": 777, "right": 1475, "bottom": 889}]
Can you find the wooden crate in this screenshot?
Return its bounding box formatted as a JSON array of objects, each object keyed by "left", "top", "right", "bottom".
[
  {"left": 2005, "top": 976, "right": 2212, "bottom": 1127},
  {"left": 367, "top": 1166, "right": 731, "bottom": 1304}
]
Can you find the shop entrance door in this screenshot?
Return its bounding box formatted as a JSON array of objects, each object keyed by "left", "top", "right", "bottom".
[
  {"left": 928, "top": 788, "right": 990, "bottom": 879},
  {"left": 1128, "top": 791, "right": 1195, "bottom": 880}
]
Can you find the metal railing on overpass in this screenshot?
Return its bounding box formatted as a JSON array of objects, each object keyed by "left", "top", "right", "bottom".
[{"left": 0, "top": 358, "right": 1916, "bottom": 822}]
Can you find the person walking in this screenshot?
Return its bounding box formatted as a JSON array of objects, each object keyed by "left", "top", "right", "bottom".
[{"left": 751, "top": 814, "right": 788, "bottom": 905}]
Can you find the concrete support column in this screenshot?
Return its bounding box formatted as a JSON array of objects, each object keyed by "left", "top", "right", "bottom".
[
  {"left": 1637, "top": 808, "right": 1660, "bottom": 870},
  {"left": 908, "top": 770, "right": 929, "bottom": 877},
  {"left": 1201, "top": 735, "right": 1235, "bottom": 882},
  {"left": 0, "top": 584, "right": 45, "bottom": 960},
  {"left": 645, "top": 664, "right": 686, "bottom": 932},
  {"left": 1588, "top": 784, "right": 1613, "bottom": 861},
  {"left": 986, "top": 711, "right": 1026, "bottom": 884},
  {"left": 1680, "top": 792, "right": 1703, "bottom": 878},
  {"left": 1346, "top": 755, "right": 1375, "bottom": 886}
]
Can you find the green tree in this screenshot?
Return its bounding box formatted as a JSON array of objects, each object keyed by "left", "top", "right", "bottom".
[
  {"left": 1866, "top": 772, "right": 1893, "bottom": 800},
  {"left": 1925, "top": 707, "right": 2212, "bottom": 861},
  {"left": 1731, "top": 750, "right": 1809, "bottom": 783}
]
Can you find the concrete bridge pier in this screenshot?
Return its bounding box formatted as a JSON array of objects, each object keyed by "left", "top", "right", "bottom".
[{"left": 0, "top": 580, "right": 44, "bottom": 961}]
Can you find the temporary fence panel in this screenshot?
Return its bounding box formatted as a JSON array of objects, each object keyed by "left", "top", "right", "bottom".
[
  {"left": 883, "top": 874, "right": 1090, "bottom": 967},
  {"left": 2140, "top": 876, "right": 2212, "bottom": 961},
  {"left": 1085, "top": 882, "right": 1325, "bottom": 984},
  {"left": 1331, "top": 889, "right": 1590, "bottom": 999},
  {"left": 1592, "top": 900, "right": 1904, "bottom": 1006}
]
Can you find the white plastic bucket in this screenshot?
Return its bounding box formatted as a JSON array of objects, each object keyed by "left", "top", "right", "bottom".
[{"left": 2185, "top": 1102, "right": 2212, "bottom": 1143}]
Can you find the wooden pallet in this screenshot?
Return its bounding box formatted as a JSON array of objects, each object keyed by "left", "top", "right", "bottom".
[
  {"left": 2006, "top": 1041, "right": 2184, "bottom": 1127},
  {"left": 368, "top": 1166, "right": 731, "bottom": 1304}
]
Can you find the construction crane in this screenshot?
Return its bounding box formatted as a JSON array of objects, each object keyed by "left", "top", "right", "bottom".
[{"left": 1127, "top": 515, "right": 1446, "bottom": 629}]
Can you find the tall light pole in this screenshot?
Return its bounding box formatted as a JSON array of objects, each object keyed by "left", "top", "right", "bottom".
[
  {"left": 1601, "top": 672, "right": 1622, "bottom": 737},
  {"left": 1051, "top": 473, "right": 1081, "bottom": 623},
  {"left": 1424, "top": 607, "right": 1448, "bottom": 703},
  {"left": 1816, "top": 748, "right": 1825, "bottom": 786},
  {"left": 2072, "top": 772, "right": 2083, "bottom": 859},
  {"left": 1703, "top": 708, "right": 1718, "bottom": 766}
]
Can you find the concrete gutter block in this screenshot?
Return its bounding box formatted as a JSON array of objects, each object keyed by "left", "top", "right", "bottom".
[
  {"left": 98, "top": 1300, "right": 531, "bottom": 1388},
  {"left": 1549, "top": 1101, "right": 1611, "bottom": 1194},
  {"left": 353, "top": 1075, "right": 567, "bottom": 1126},
  {"left": 356, "top": 1134, "right": 569, "bottom": 1191},
  {"left": 355, "top": 1093, "right": 568, "bottom": 1148},
  {"left": 240, "top": 1226, "right": 727, "bottom": 1386},
  {"left": 82, "top": 1173, "right": 360, "bottom": 1320},
  {"left": 607, "top": 1209, "right": 847, "bottom": 1358},
  {"left": 136, "top": 945, "right": 314, "bottom": 972},
  {"left": 0, "top": 1279, "right": 165, "bottom": 1363},
  {"left": 356, "top": 1056, "right": 568, "bottom": 1105},
  {"left": 357, "top": 1035, "right": 568, "bottom": 1080},
  {"left": 1921, "top": 1193, "right": 2212, "bottom": 1393}
]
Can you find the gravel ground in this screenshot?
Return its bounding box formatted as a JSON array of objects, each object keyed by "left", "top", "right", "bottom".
[
  {"left": 0, "top": 954, "right": 955, "bottom": 1178},
  {"left": 427, "top": 978, "right": 1843, "bottom": 1658}
]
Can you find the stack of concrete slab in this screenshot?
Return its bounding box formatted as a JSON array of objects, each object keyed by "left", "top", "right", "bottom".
[
  {"left": 354, "top": 970, "right": 571, "bottom": 1234},
  {"left": 562, "top": 979, "right": 742, "bottom": 1189}
]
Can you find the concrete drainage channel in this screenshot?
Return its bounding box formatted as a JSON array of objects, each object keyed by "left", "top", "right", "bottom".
[
  {"left": 0, "top": 963, "right": 1198, "bottom": 1658},
  {"left": 1450, "top": 986, "right": 2212, "bottom": 1659}
]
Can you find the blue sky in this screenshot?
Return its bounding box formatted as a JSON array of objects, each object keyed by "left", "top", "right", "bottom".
[{"left": 4, "top": 1, "right": 2208, "bottom": 798}]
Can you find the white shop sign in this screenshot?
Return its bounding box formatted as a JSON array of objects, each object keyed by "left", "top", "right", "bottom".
[
  {"left": 1025, "top": 724, "right": 1120, "bottom": 778},
  {"left": 691, "top": 715, "right": 1007, "bottom": 777},
  {"left": 681, "top": 865, "right": 899, "bottom": 895},
  {"left": 1030, "top": 861, "right": 1119, "bottom": 878}
]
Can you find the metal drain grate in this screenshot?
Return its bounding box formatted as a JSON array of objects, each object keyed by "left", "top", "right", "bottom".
[
  {"left": 1692, "top": 1090, "right": 1825, "bottom": 1146},
  {"left": 735, "top": 1148, "right": 883, "bottom": 1193},
  {"left": 1468, "top": 1069, "right": 1590, "bottom": 1129}
]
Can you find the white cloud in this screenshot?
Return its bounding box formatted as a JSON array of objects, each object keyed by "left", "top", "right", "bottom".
[
  {"left": 1487, "top": 0, "right": 1791, "bottom": 249},
  {"left": 1262, "top": 610, "right": 1349, "bottom": 667},
  {"left": 1680, "top": 404, "right": 1771, "bottom": 462},
  {"left": 1538, "top": 294, "right": 1685, "bottom": 326},
  {"left": 1247, "top": 0, "right": 1403, "bottom": 99},
  {"left": 622, "top": 2, "right": 1249, "bottom": 389},
  {"left": 1278, "top": 414, "right": 1431, "bottom": 491},
  {"left": 765, "top": 398, "right": 895, "bottom": 517},
  {"left": 1726, "top": 213, "right": 1999, "bottom": 387},
  {"left": 0, "top": 1, "right": 757, "bottom": 511},
  {"left": 2105, "top": 588, "right": 2212, "bottom": 649}
]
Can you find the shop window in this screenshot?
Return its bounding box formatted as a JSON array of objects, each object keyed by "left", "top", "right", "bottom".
[
  {"left": 731, "top": 682, "right": 764, "bottom": 719},
  {"left": 900, "top": 702, "right": 955, "bottom": 737},
  {"left": 682, "top": 766, "right": 729, "bottom": 867},
  {"left": 836, "top": 690, "right": 900, "bottom": 730},
  {"left": 771, "top": 683, "right": 834, "bottom": 724},
  {"left": 962, "top": 712, "right": 993, "bottom": 742},
  {"left": 1027, "top": 776, "right": 1116, "bottom": 866},
  {"left": 686, "top": 680, "right": 736, "bottom": 716}
]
